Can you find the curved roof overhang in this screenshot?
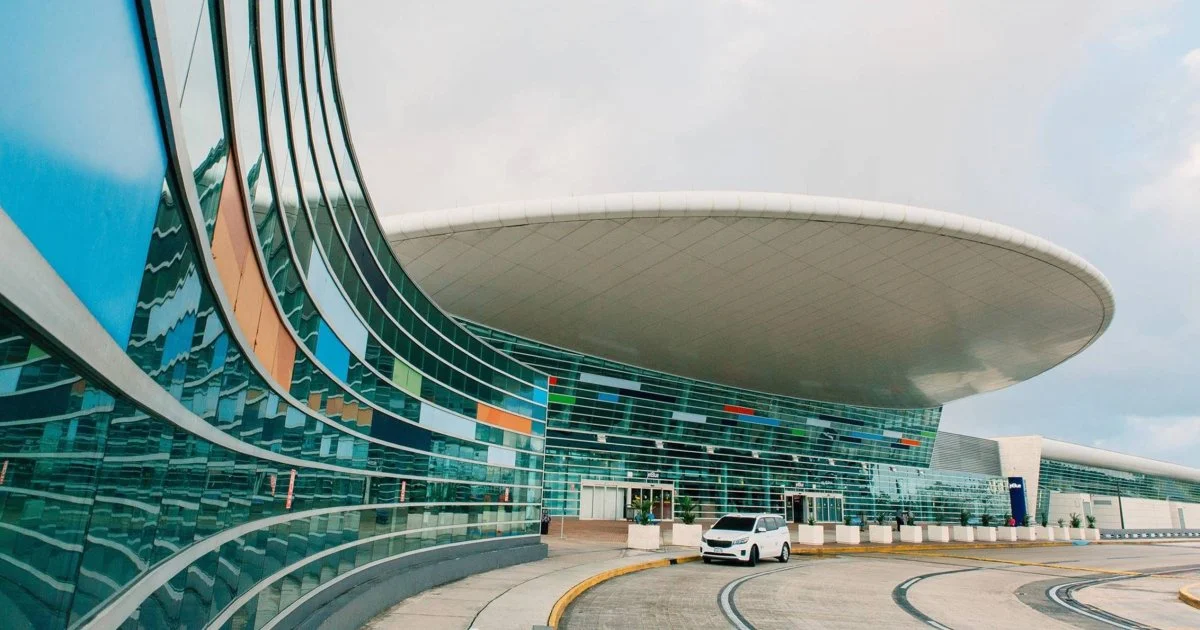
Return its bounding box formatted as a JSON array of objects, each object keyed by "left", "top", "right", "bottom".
[{"left": 384, "top": 192, "right": 1114, "bottom": 409}]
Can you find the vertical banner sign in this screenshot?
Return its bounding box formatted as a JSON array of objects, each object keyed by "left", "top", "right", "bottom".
[
  {"left": 400, "top": 480, "right": 407, "bottom": 502},
  {"left": 268, "top": 473, "right": 277, "bottom": 496},
  {"left": 285, "top": 469, "right": 297, "bottom": 509},
  {"left": 0, "top": 460, "right": 7, "bottom": 485},
  {"left": 1008, "top": 476, "right": 1028, "bottom": 524}
]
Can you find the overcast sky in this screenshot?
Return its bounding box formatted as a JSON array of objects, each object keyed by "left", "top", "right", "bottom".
[{"left": 335, "top": 1, "right": 1200, "bottom": 466}]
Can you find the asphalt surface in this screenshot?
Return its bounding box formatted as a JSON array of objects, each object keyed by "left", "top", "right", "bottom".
[{"left": 560, "top": 543, "right": 1200, "bottom": 629}]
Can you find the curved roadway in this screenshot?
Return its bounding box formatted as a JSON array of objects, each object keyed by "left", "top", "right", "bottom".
[{"left": 560, "top": 544, "right": 1200, "bottom": 629}]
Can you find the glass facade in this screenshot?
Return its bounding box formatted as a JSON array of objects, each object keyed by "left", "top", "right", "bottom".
[
  {"left": 468, "top": 323, "right": 1010, "bottom": 524},
  {"left": 1037, "top": 458, "right": 1200, "bottom": 516},
  {"left": 0, "top": 1, "right": 543, "bottom": 628}
]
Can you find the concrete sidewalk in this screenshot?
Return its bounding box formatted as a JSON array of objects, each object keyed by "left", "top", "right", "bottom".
[{"left": 362, "top": 538, "right": 697, "bottom": 630}]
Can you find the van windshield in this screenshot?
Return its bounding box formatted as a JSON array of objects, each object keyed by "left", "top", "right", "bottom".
[{"left": 712, "top": 516, "right": 757, "bottom": 531}]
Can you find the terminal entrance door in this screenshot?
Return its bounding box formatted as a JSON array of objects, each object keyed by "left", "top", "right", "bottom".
[
  {"left": 784, "top": 492, "right": 844, "bottom": 523},
  {"left": 579, "top": 480, "right": 675, "bottom": 521}
]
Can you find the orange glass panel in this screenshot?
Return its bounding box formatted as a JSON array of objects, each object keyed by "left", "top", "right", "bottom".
[
  {"left": 232, "top": 266, "right": 265, "bottom": 343},
  {"left": 273, "top": 330, "right": 296, "bottom": 386},
  {"left": 476, "top": 403, "right": 532, "bottom": 435},
  {"left": 210, "top": 213, "right": 243, "bottom": 299}
]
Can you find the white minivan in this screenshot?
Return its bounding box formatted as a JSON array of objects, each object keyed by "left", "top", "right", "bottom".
[{"left": 700, "top": 513, "right": 790, "bottom": 566}]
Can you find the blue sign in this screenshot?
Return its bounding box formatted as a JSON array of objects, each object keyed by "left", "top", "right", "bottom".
[{"left": 1008, "top": 477, "right": 1028, "bottom": 524}]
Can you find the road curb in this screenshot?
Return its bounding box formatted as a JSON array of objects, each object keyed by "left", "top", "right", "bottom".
[
  {"left": 546, "top": 554, "right": 700, "bottom": 628},
  {"left": 1181, "top": 582, "right": 1200, "bottom": 610}
]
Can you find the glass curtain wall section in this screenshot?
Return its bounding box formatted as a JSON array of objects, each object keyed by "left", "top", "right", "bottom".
[
  {"left": 467, "top": 322, "right": 1010, "bottom": 523},
  {"left": 0, "top": 0, "right": 546, "bottom": 628},
  {"left": 1037, "top": 458, "right": 1200, "bottom": 517}
]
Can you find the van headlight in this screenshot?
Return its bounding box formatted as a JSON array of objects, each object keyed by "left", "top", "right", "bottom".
[{"left": 733, "top": 536, "right": 749, "bottom": 545}]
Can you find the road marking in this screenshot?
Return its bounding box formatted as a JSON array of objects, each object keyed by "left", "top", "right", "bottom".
[
  {"left": 890, "top": 567, "right": 980, "bottom": 630},
  {"left": 1045, "top": 565, "right": 1200, "bottom": 630},
  {"left": 717, "top": 564, "right": 805, "bottom": 630}
]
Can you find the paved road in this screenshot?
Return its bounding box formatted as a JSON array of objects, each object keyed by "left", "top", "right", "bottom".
[{"left": 561, "top": 543, "right": 1200, "bottom": 629}]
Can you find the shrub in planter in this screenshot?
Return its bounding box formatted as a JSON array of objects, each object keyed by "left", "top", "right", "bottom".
[
  {"left": 1069, "top": 513, "right": 1082, "bottom": 529},
  {"left": 925, "top": 524, "right": 950, "bottom": 542},
  {"left": 796, "top": 521, "right": 824, "bottom": 545},
  {"left": 1086, "top": 515, "right": 1097, "bottom": 529},
  {"left": 980, "top": 514, "right": 993, "bottom": 527},
  {"left": 627, "top": 497, "right": 661, "bottom": 550},
  {"left": 671, "top": 496, "right": 703, "bottom": 547},
  {"left": 900, "top": 525, "right": 924, "bottom": 543},
  {"left": 835, "top": 518, "right": 861, "bottom": 544},
  {"left": 959, "top": 510, "right": 972, "bottom": 527}
]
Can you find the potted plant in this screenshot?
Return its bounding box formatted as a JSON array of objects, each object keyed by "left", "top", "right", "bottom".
[
  {"left": 1016, "top": 513, "right": 1037, "bottom": 541},
  {"left": 996, "top": 514, "right": 1017, "bottom": 542},
  {"left": 953, "top": 510, "right": 974, "bottom": 542},
  {"left": 626, "top": 497, "right": 661, "bottom": 550},
  {"left": 796, "top": 513, "right": 823, "bottom": 545},
  {"left": 1085, "top": 514, "right": 1100, "bottom": 540},
  {"left": 900, "top": 514, "right": 923, "bottom": 544},
  {"left": 869, "top": 513, "right": 893, "bottom": 544},
  {"left": 925, "top": 515, "right": 950, "bottom": 542},
  {"left": 1068, "top": 513, "right": 1085, "bottom": 540},
  {"left": 1036, "top": 513, "right": 1055, "bottom": 541},
  {"left": 670, "top": 496, "right": 703, "bottom": 547},
  {"left": 836, "top": 513, "right": 860, "bottom": 544},
  {"left": 975, "top": 513, "right": 998, "bottom": 542},
  {"left": 1055, "top": 517, "right": 1070, "bottom": 541}
]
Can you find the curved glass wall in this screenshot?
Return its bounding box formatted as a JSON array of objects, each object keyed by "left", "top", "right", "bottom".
[
  {"left": 468, "top": 322, "right": 1010, "bottom": 524},
  {"left": 0, "top": 1, "right": 544, "bottom": 628}
]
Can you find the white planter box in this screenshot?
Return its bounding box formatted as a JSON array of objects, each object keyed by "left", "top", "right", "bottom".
[
  {"left": 1056, "top": 526, "right": 1070, "bottom": 540},
  {"left": 925, "top": 525, "right": 950, "bottom": 542},
  {"left": 627, "top": 524, "right": 661, "bottom": 550},
  {"left": 952, "top": 526, "right": 975, "bottom": 542},
  {"left": 868, "top": 525, "right": 893, "bottom": 544},
  {"left": 1085, "top": 528, "right": 1100, "bottom": 541},
  {"left": 1036, "top": 526, "right": 1056, "bottom": 541},
  {"left": 835, "top": 524, "right": 860, "bottom": 544},
  {"left": 795, "top": 524, "right": 824, "bottom": 545},
  {"left": 996, "top": 527, "right": 1017, "bottom": 542},
  {"left": 974, "top": 526, "right": 997, "bottom": 542},
  {"left": 671, "top": 523, "right": 703, "bottom": 548},
  {"left": 1016, "top": 527, "right": 1037, "bottom": 541},
  {"left": 1069, "top": 528, "right": 1086, "bottom": 540},
  {"left": 900, "top": 525, "right": 923, "bottom": 543}
]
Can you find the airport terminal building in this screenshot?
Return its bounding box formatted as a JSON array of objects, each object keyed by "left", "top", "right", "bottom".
[{"left": 1, "top": 2, "right": 1198, "bottom": 629}]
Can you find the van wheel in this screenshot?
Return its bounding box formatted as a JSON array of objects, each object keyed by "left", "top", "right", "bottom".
[
  {"left": 747, "top": 545, "right": 759, "bottom": 567},
  {"left": 702, "top": 557, "right": 712, "bottom": 564},
  {"left": 778, "top": 543, "right": 789, "bottom": 563}
]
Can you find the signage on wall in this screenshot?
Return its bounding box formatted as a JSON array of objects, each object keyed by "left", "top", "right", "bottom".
[
  {"left": 647, "top": 471, "right": 660, "bottom": 479},
  {"left": 1007, "top": 476, "right": 1028, "bottom": 524}
]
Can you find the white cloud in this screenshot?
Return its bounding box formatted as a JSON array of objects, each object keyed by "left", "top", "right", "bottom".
[
  {"left": 1093, "top": 416, "right": 1200, "bottom": 467},
  {"left": 1184, "top": 48, "right": 1200, "bottom": 77}
]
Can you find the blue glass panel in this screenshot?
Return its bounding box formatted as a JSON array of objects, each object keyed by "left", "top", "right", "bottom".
[
  {"left": 738, "top": 414, "right": 781, "bottom": 427},
  {"left": 0, "top": 0, "right": 167, "bottom": 346},
  {"left": 306, "top": 247, "right": 368, "bottom": 356},
  {"left": 597, "top": 392, "right": 620, "bottom": 403},
  {"left": 314, "top": 320, "right": 350, "bottom": 380}
]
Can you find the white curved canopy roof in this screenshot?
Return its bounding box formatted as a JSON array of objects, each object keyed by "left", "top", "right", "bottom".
[{"left": 385, "top": 192, "right": 1114, "bottom": 408}]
